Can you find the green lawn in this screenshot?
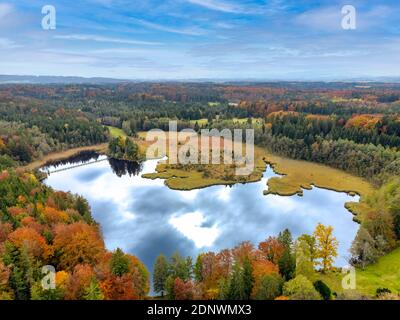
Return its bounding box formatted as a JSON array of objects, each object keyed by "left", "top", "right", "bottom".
[
  {"left": 315, "top": 248, "right": 400, "bottom": 297},
  {"left": 107, "top": 126, "right": 127, "bottom": 138},
  {"left": 356, "top": 247, "right": 400, "bottom": 295}
]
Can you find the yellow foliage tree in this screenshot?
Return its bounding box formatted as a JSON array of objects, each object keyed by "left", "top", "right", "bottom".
[{"left": 313, "top": 223, "right": 338, "bottom": 272}]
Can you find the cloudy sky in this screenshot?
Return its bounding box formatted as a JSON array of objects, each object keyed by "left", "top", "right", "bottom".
[{"left": 1, "top": 0, "right": 399, "bottom": 80}]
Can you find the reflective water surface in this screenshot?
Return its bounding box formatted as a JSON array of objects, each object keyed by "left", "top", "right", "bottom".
[{"left": 43, "top": 153, "right": 359, "bottom": 277}]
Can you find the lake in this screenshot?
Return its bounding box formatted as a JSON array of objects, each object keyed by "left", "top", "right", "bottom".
[{"left": 42, "top": 152, "right": 359, "bottom": 280}]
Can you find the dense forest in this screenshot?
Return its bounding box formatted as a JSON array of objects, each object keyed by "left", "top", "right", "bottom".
[{"left": 0, "top": 82, "right": 399, "bottom": 300}]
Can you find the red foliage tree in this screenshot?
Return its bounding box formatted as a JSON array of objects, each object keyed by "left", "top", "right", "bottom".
[
  {"left": 174, "top": 278, "right": 194, "bottom": 300},
  {"left": 258, "top": 236, "right": 285, "bottom": 265}
]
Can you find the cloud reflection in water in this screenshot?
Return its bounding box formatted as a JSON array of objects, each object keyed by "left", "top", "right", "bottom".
[{"left": 44, "top": 155, "right": 359, "bottom": 276}]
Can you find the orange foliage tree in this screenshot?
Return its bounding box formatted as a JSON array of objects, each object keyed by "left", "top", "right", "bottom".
[
  {"left": 53, "top": 222, "right": 105, "bottom": 270},
  {"left": 251, "top": 260, "right": 279, "bottom": 298},
  {"left": 64, "top": 264, "right": 94, "bottom": 300},
  {"left": 100, "top": 274, "right": 139, "bottom": 300},
  {"left": 0, "top": 223, "right": 12, "bottom": 243},
  {"left": 42, "top": 206, "right": 69, "bottom": 225},
  {"left": 8, "top": 227, "right": 52, "bottom": 260}
]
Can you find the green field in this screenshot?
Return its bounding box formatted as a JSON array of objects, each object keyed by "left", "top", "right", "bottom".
[
  {"left": 189, "top": 119, "right": 209, "bottom": 126},
  {"left": 315, "top": 248, "right": 400, "bottom": 297},
  {"left": 356, "top": 247, "right": 400, "bottom": 295},
  {"left": 232, "top": 117, "right": 263, "bottom": 125},
  {"left": 107, "top": 126, "right": 127, "bottom": 138}
]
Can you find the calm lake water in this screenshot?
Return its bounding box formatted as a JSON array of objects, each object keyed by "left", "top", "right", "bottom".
[{"left": 43, "top": 153, "right": 359, "bottom": 277}]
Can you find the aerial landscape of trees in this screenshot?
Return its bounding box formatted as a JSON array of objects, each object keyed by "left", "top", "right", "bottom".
[{"left": 0, "top": 82, "right": 399, "bottom": 300}]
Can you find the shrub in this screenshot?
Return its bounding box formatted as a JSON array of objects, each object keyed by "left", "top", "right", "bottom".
[{"left": 313, "top": 280, "right": 331, "bottom": 300}]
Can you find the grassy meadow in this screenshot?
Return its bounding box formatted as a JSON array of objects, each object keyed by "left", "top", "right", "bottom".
[{"left": 314, "top": 247, "right": 400, "bottom": 296}]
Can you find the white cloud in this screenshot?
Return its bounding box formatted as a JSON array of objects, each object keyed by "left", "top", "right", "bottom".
[
  {"left": 188, "top": 0, "right": 244, "bottom": 13},
  {"left": 131, "top": 18, "right": 207, "bottom": 36},
  {"left": 0, "top": 37, "right": 20, "bottom": 49},
  {"left": 53, "top": 34, "right": 163, "bottom": 46},
  {"left": 294, "top": 6, "right": 342, "bottom": 31},
  {"left": 187, "top": 0, "right": 266, "bottom": 14},
  {"left": 295, "top": 5, "right": 397, "bottom": 31},
  {"left": 169, "top": 211, "right": 220, "bottom": 247}
]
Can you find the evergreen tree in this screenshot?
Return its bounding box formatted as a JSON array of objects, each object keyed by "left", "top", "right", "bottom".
[
  {"left": 242, "top": 256, "right": 254, "bottom": 300},
  {"left": 278, "top": 228, "right": 293, "bottom": 249},
  {"left": 278, "top": 249, "right": 296, "bottom": 281},
  {"left": 110, "top": 248, "right": 131, "bottom": 277},
  {"left": 228, "top": 262, "right": 244, "bottom": 300},
  {"left": 277, "top": 229, "right": 295, "bottom": 280},
  {"left": 153, "top": 254, "right": 169, "bottom": 296},
  {"left": 193, "top": 255, "right": 203, "bottom": 283}
]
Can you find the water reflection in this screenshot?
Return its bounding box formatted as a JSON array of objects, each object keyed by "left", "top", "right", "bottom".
[
  {"left": 43, "top": 154, "right": 359, "bottom": 281},
  {"left": 42, "top": 151, "right": 101, "bottom": 171},
  {"left": 108, "top": 158, "right": 143, "bottom": 177}
]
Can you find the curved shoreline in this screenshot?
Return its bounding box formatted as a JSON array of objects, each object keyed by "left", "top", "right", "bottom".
[
  {"left": 21, "top": 143, "right": 108, "bottom": 172},
  {"left": 23, "top": 138, "right": 374, "bottom": 222}
]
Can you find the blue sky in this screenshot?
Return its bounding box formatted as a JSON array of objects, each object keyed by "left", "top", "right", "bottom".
[{"left": 0, "top": 0, "right": 399, "bottom": 80}]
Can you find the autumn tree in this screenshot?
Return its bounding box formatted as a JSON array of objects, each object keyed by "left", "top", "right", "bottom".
[
  {"left": 251, "top": 259, "right": 278, "bottom": 298},
  {"left": 258, "top": 236, "right": 284, "bottom": 265},
  {"left": 53, "top": 222, "right": 105, "bottom": 270},
  {"left": 8, "top": 227, "right": 51, "bottom": 260},
  {"left": 98, "top": 251, "right": 149, "bottom": 300},
  {"left": 0, "top": 222, "right": 12, "bottom": 243},
  {"left": 64, "top": 264, "right": 94, "bottom": 300},
  {"left": 0, "top": 260, "right": 12, "bottom": 299},
  {"left": 164, "top": 253, "right": 192, "bottom": 299},
  {"left": 173, "top": 278, "right": 194, "bottom": 300},
  {"left": 83, "top": 278, "right": 104, "bottom": 300},
  {"left": 313, "top": 223, "right": 338, "bottom": 272}
]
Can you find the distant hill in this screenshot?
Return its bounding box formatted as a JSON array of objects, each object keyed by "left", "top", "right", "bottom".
[
  {"left": 0, "top": 75, "right": 129, "bottom": 84},
  {"left": 1, "top": 74, "right": 400, "bottom": 86}
]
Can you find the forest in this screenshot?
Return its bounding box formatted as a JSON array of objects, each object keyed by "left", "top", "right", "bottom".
[{"left": 0, "top": 82, "right": 399, "bottom": 300}]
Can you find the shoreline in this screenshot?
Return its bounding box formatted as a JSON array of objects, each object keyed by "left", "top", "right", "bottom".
[{"left": 21, "top": 143, "right": 108, "bottom": 172}]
